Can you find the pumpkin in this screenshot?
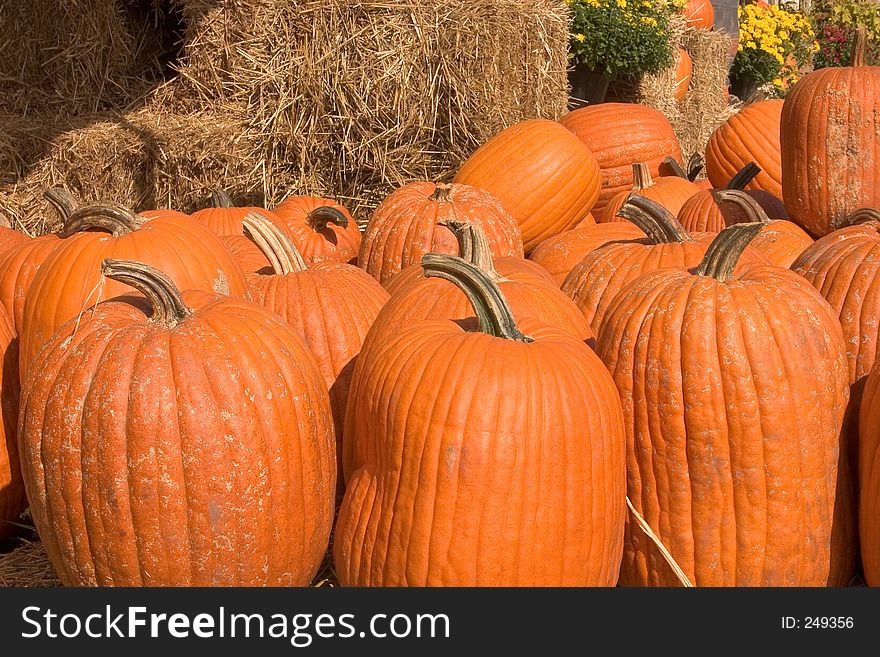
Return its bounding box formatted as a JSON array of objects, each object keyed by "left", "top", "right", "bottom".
[
  {"left": 242, "top": 212, "right": 389, "bottom": 494},
  {"left": 559, "top": 103, "right": 683, "bottom": 214},
  {"left": 19, "top": 203, "right": 249, "bottom": 376},
  {"left": 599, "top": 163, "right": 701, "bottom": 223},
  {"left": 272, "top": 195, "right": 362, "bottom": 265},
  {"left": 365, "top": 220, "right": 593, "bottom": 369},
  {"left": 859, "top": 364, "right": 880, "bottom": 585},
  {"left": 359, "top": 181, "right": 523, "bottom": 285},
  {"left": 453, "top": 118, "right": 601, "bottom": 251},
  {"left": 659, "top": 154, "right": 714, "bottom": 191},
  {"left": 18, "top": 259, "right": 335, "bottom": 585},
  {"left": 0, "top": 307, "right": 21, "bottom": 540},
  {"left": 190, "top": 189, "right": 287, "bottom": 238},
  {"left": 528, "top": 221, "right": 646, "bottom": 287},
  {"left": 562, "top": 196, "right": 770, "bottom": 335},
  {"left": 706, "top": 100, "right": 784, "bottom": 198},
  {"left": 781, "top": 30, "right": 880, "bottom": 237},
  {"left": 684, "top": 0, "right": 714, "bottom": 28},
  {"left": 597, "top": 223, "right": 850, "bottom": 585},
  {"left": 0, "top": 214, "right": 31, "bottom": 257},
  {"left": 674, "top": 48, "right": 692, "bottom": 101},
  {"left": 334, "top": 253, "right": 626, "bottom": 585},
  {"left": 219, "top": 235, "right": 272, "bottom": 280}
]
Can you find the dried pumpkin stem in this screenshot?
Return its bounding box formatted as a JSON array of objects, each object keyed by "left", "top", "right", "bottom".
[
  {"left": 726, "top": 163, "right": 761, "bottom": 191},
  {"left": 440, "top": 219, "right": 499, "bottom": 280},
  {"left": 630, "top": 162, "right": 654, "bottom": 191},
  {"left": 101, "top": 259, "right": 192, "bottom": 326},
  {"left": 687, "top": 152, "right": 705, "bottom": 182},
  {"left": 693, "top": 222, "right": 764, "bottom": 282},
  {"left": 44, "top": 187, "right": 80, "bottom": 224},
  {"left": 660, "top": 156, "right": 688, "bottom": 179},
  {"left": 853, "top": 28, "right": 867, "bottom": 67},
  {"left": 618, "top": 195, "right": 693, "bottom": 244},
  {"left": 714, "top": 190, "right": 772, "bottom": 225},
  {"left": 211, "top": 189, "right": 234, "bottom": 208},
  {"left": 429, "top": 183, "right": 453, "bottom": 203},
  {"left": 242, "top": 211, "right": 308, "bottom": 275},
  {"left": 60, "top": 204, "right": 146, "bottom": 238},
  {"left": 307, "top": 206, "right": 349, "bottom": 230},
  {"left": 845, "top": 207, "right": 880, "bottom": 226},
  {"left": 421, "top": 253, "right": 531, "bottom": 343}
]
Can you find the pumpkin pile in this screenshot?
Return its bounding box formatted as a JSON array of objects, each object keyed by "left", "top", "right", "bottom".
[{"left": 2, "top": 34, "right": 880, "bottom": 587}]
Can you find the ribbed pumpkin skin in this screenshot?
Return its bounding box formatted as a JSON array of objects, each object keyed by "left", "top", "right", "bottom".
[
  {"left": 706, "top": 100, "right": 783, "bottom": 197},
  {"left": 561, "top": 235, "right": 769, "bottom": 335},
  {"left": 248, "top": 263, "right": 389, "bottom": 487},
  {"left": 600, "top": 177, "right": 700, "bottom": 223},
  {"left": 781, "top": 68, "right": 880, "bottom": 237},
  {"left": 0, "top": 234, "right": 63, "bottom": 334},
  {"left": 190, "top": 204, "right": 286, "bottom": 238},
  {"left": 529, "top": 222, "right": 646, "bottom": 286},
  {"left": 674, "top": 49, "right": 692, "bottom": 101},
  {"left": 684, "top": 0, "right": 714, "bottom": 28},
  {"left": 18, "top": 290, "right": 335, "bottom": 586},
  {"left": 19, "top": 217, "right": 249, "bottom": 374},
  {"left": 559, "top": 104, "right": 682, "bottom": 214},
  {"left": 748, "top": 221, "right": 812, "bottom": 267},
  {"left": 0, "top": 227, "right": 30, "bottom": 258},
  {"left": 370, "top": 262, "right": 594, "bottom": 348},
  {"left": 859, "top": 367, "right": 880, "bottom": 585},
  {"left": 335, "top": 317, "right": 626, "bottom": 586},
  {"left": 272, "top": 196, "right": 362, "bottom": 265},
  {"left": 220, "top": 235, "right": 272, "bottom": 280},
  {"left": 359, "top": 182, "right": 523, "bottom": 285},
  {"left": 598, "top": 266, "right": 849, "bottom": 586},
  {"left": 0, "top": 308, "right": 21, "bottom": 540},
  {"left": 453, "top": 119, "right": 601, "bottom": 251},
  {"left": 677, "top": 190, "right": 750, "bottom": 233}
]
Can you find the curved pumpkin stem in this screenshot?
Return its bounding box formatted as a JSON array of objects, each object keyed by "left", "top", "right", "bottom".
[
  {"left": 242, "top": 211, "right": 308, "bottom": 275},
  {"left": 421, "top": 253, "right": 531, "bottom": 343},
  {"left": 693, "top": 222, "right": 764, "bottom": 282},
  {"left": 853, "top": 27, "right": 867, "bottom": 67},
  {"left": 714, "top": 190, "right": 772, "bottom": 225},
  {"left": 687, "top": 152, "right": 705, "bottom": 182},
  {"left": 429, "top": 183, "right": 453, "bottom": 203},
  {"left": 307, "top": 205, "right": 349, "bottom": 231},
  {"left": 211, "top": 189, "right": 234, "bottom": 208},
  {"left": 44, "top": 187, "right": 80, "bottom": 224},
  {"left": 659, "top": 156, "right": 688, "bottom": 179},
  {"left": 618, "top": 195, "right": 694, "bottom": 244},
  {"left": 846, "top": 207, "right": 880, "bottom": 226},
  {"left": 101, "top": 258, "right": 193, "bottom": 326},
  {"left": 440, "top": 219, "right": 499, "bottom": 280},
  {"left": 60, "top": 204, "right": 146, "bottom": 238},
  {"left": 630, "top": 163, "right": 655, "bottom": 191},
  {"left": 726, "top": 163, "right": 761, "bottom": 191}
]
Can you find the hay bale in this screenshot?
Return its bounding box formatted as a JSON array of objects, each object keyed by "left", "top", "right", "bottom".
[{"left": 0, "top": 540, "right": 59, "bottom": 587}]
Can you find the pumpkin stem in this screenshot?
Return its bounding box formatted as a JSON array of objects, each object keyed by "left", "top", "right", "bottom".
[
  {"left": 845, "top": 207, "right": 880, "bottom": 226},
  {"left": 692, "top": 222, "right": 764, "bottom": 282},
  {"left": 440, "top": 219, "right": 500, "bottom": 280},
  {"left": 101, "top": 258, "right": 193, "bottom": 326},
  {"left": 631, "top": 163, "right": 654, "bottom": 191},
  {"left": 429, "top": 183, "right": 453, "bottom": 203},
  {"left": 714, "top": 190, "right": 772, "bottom": 225},
  {"left": 307, "top": 205, "right": 349, "bottom": 231},
  {"left": 242, "top": 211, "right": 308, "bottom": 275},
  {"left": 660, "top": 156, "right": 688, "bottom": 179},
  {"left": 853, "top": 27, "right": 867, "bottom": 67},
  {"left": 44, "top": 187, "right": 80, "bottom": 224},
  {"left": 211, "top": 189, "right": 234, "bottom": 208},
  {"left": 421, "top": 253, "right": 531, "bottom": 343},
  {"left": 60, "top": 204, "right": 146, "bottom": 238},
  {"left": 618, "top": 195, "right": 694, "bottom": 244},
  {"left": 726, "top": 163, "right": 761, "bottom": 191},
  {"left": 686, "top": 152, "right": 705, "bottom": 182}
]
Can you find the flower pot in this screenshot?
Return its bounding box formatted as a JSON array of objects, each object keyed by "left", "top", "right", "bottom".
[
  {"left": 568, "top": 63, "right": 612, "bottom": 108},
  {"left": 729, "top": 76, "right": 763, "bottom": 102}
]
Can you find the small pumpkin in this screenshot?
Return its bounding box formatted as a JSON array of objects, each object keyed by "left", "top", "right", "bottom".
[
  {"left": 598, "top": 163, "right": 701, "bottom": 223},
  {"left": 272, "top": 195, "right": 362, "bottom": 265},
  {"left": 219, "top": 235, "right": 272, "bottom": 280},
  {"left": 683, "top": 0, "right": 714, "bottom": 28},
  {"left": 189, "top": 189, "right": 286, "bottom": 238},
  {"left": 335, "top": 253, "right": 626, "bottom": 586},
  {"left": 18, "top": 259, "right": 335, "bottom": 586},
  {"left": 674, "top": 48, "right": 692, "bottom": 101}
]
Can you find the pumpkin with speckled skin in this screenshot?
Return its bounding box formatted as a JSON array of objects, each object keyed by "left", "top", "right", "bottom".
[
  {"left": 358, "top": 181, "right": 522, "bottom": 285},
  {"left": 453, "top": 119, "right": 601, "bottom": 251},
  {"left": 19, "top": 204, "right": 249, "bottom": 377},
  {"left": 598, "top": 223, "right": 850, "bottom": 586},
  {"left": 18, "top": 259, "right": 335, "bottom": 586},
  {"left": 859, "top": 363, "right": 880, "bottom": 585},
  {"left": 599, "top": 163, "right": 701, "bottom": 223},
  {"left": 272, "top": 196, "right": 362, "bottom": 265},
  {"left": 335, "top": 254, "right": 625, "bottom": 586}
]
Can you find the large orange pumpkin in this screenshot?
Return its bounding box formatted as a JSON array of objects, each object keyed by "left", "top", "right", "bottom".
[
  {"left": 18, "top": 259, "right": 335, "bottom": 585},
  {"left": 272, "top": 195, "right": 362, "bottom": 265},
  {"left": 781, "top": 31, "right": 880, "bottom": 237},
  {"left": 599, "top": 163, "right": 701, "bottom": 223},
  {"left": 684, "top": 0, "right": 714, "bottom": 28},
  {"left": 598, "top": 223, "right": 850, "bottom": 585},
  {"left": 859, "top": 364, "right": 880, "bottom": 585},
  {"left": 335, "top": 254, "right": 625, "bottom": 585},
  {"left": 359, "top": 181, "right": 523, "bottom": 285},
  {"left": 453, "top": 118, "right": 601, "bottom": 251},
  {"left": 0, "top": 307, "right": 21, "bottom": 540},
  {"left": 706, "top": 99, "right": 784, "bottom": 198},
  {"left": 243, "top": 212, "right": 389, "bottom": 494},
  {"left": 19, "top": 203, "right": 249, "bottom": 376},
  {"left": 189, "top": 189, "right": 285, "bottom": 238},
  {"left": 559, "top": 104, "right": 683, "bottom": 214}
]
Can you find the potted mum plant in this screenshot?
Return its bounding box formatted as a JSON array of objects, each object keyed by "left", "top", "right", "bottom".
[{"left": 567, "top": 0, "right": 679, "bottom": 105}]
